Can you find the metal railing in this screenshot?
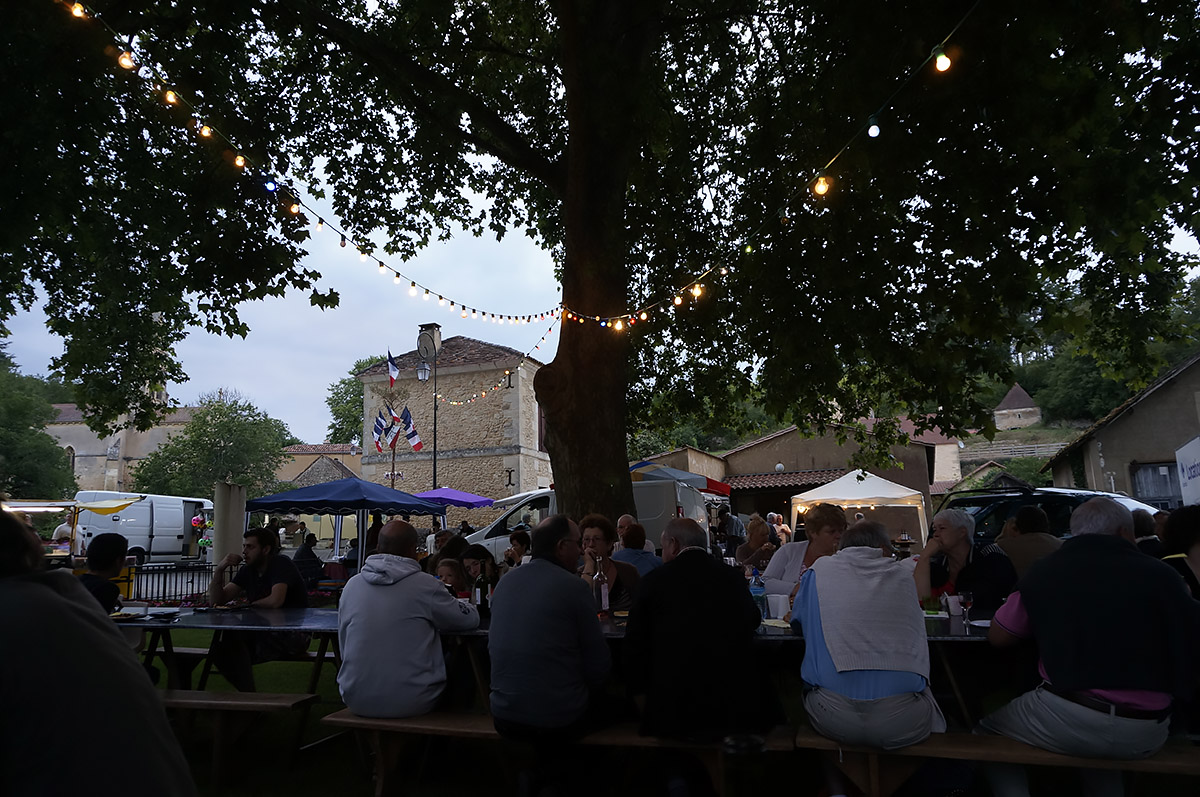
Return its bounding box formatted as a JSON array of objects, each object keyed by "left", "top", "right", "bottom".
[
  {"left": 960, "top": 442, "right": 1066, "bottom": 460},
  {"left": 127, "top": 561, "right": 227, "bottom": 603}
]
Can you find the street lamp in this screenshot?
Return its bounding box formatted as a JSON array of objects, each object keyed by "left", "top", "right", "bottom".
[{"left": 416, "top": 323, "right": 442, "bottom": 491}]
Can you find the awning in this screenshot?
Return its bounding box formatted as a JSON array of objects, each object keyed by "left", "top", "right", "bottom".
[
  {"left": 414, "top": 487, "right": 495, "bottom": 509},
  {"left": 629, "top": 461, "right": 731, "bottom": 496}
]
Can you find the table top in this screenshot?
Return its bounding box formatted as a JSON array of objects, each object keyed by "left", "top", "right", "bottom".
[{"left": 117, "top": 607, "right": 338, "bottom": 633}]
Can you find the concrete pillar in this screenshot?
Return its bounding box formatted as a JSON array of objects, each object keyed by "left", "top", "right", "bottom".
[{"left": 212, "top": 481, "right": 247, "bottom": 564}]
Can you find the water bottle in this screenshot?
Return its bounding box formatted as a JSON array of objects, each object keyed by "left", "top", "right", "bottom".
[
  {"left": 749, "top": 568, "right": 767, "bottom": 619},
  {"left": 593, "top": 556, "right": 610, "bottom": 615}
]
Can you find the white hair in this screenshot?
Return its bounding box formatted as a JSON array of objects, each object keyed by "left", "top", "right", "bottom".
[
  {"left": 1070, "top": 497, "right": 1132, "bottom": 537},
  {"left": 933, "top": 508, "right": 976, "bottom": 542}
]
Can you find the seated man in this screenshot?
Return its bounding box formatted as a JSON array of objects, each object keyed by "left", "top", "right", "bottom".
[
  {"left": 488, "top": 514, "right": 611, "bottom": 740},
  {"left": 206, "top": 527, "right": 310, "bottom": 691},
  {"left": 611, "top": 523, "right": 662, "bottom": 577},
  {"left": 791, "top": 521, "right": 945, "bottom": 750},
  {"left": 996, "top": 505, "right": 1061, "bottom": 580},
  {"left": 626, "top": 518, "right": 765, "bottom": 742},
  {"left": 1, "top": 507, "right": 196, "bottom": 797},
  {"left": 762, "top": 503, "right": 847, "bottom": 599},
  {"left": 78, "top": 532, "right": 128, "bottom": 614},
  {"left": 914, "top": 508, "right": 1017, "bottom": 617},
  {"left": 338, "top": 520, "right": 479, "bottom": 717},
  {"left": 291, "top": 532, "right": 324, "bottom": 588},
  {"left": 615, "top": 513, "right": 656, "bottom": 552},
  {"left": 978, "top": 498, "right": 1200, "bottom": 797}
]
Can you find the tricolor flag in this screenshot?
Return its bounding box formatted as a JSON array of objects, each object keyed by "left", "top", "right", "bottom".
[
  {"left": 384, "top": 420, "right": 402, "bottom": 450},
  {"left": 387, "top": 350, "right": 400, "bottom": 386},
  {"left": 372, "top": 411, "right": 387, "bottom": 453},
  {"left": 385, "top": 401, "right": 402, "bottom": 424},
  {"left": 400, "top": 406, "right": 423, "bottom": 451}
]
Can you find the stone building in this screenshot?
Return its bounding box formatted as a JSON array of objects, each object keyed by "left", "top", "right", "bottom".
[
  {"left": 277, "top": 443, "right": 363, "bottom": 484},
  {"left": 993, "top": 383, "right": 1042, "bottom": 430},
  {"left": 46, "top": 403, "right": 194, "bottom": 493},
  {"left": 358, "top": 336, "right": 552, "bottom": 524},
  {"left": 1045, "top": 351, "right": 1200, "bottom": 509}
]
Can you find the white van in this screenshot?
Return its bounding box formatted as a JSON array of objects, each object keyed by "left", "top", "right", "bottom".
[
  {"left": 74, "top": 490, "right": 212, "bottom": 563},
  {"left": 462, "top": 480, "right": 709, "bottom": 563}
]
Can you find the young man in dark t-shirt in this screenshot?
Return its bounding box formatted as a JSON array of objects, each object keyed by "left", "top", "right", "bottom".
[
  {"left": 206, "top": 527, "right": 309, "bottom": 691},
  {"left": 78, "top": 533, "right": 128, "bottom": 614}
]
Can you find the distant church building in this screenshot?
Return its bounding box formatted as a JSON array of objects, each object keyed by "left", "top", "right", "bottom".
[{"left": 993, "top": 383, "right": 1042, "bottom": 430}]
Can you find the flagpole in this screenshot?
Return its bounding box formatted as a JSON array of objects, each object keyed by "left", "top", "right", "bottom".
[
  {"left": 432, "top": 355, "right": 438, "bottom": 491},
  {"left": 390, "top": 441, "right": 397, "bottom": 490}
]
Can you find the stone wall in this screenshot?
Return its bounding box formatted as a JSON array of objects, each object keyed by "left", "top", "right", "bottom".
[
  {"left": 993, "top": 406, "right": 1042, "bottom": 430},
  {"left": 48, "top": 422, "right": 187, "bottom": 493}
]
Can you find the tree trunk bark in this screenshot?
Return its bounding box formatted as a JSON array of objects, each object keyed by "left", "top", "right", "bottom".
[{"left": 534, "top": 1, "right": 662, "bottom": 520}]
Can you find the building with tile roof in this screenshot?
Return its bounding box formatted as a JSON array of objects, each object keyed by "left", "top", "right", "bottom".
[
  {"left": 357, "top": 335, "right": 551, "bottom": 526},
  {"left": 993, "top": 383, "right": 1041, "bottom": 430}
]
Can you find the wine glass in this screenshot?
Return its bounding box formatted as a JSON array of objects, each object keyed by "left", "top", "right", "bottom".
[{"left": 959, "top": 591, "right": 974, "bottom": 625}]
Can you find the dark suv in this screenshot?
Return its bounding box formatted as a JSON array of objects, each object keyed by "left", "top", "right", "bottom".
[{"left": 938, "top": 487, "right": 1158, "bottom": 544}]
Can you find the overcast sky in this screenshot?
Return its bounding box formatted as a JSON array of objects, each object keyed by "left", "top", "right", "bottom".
[{"left": 5, "top": 209, "right": 562, "bottom": 444}]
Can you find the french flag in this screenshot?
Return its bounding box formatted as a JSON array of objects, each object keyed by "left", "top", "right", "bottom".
[
  {"left": 372, "top": 411, "right": 386, "bottom": 453},
  {"left": 400, "top": 406, "right": 423, "bottom": 451},
  {"left": 387, "top": 350, "right": 400, "bottom": 386}
]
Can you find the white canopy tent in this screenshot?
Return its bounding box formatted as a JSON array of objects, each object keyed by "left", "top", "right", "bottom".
[{"left": 790, "top": 470, "right": 929, "bottom": 542}]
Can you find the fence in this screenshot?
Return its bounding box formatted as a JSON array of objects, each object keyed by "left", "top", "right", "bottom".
[
  {"left": 127, "top": 561, "right": 226, "bottom": 602},
  {"left": 960, "top": 442, "right": 1066, "bottom": 461}
]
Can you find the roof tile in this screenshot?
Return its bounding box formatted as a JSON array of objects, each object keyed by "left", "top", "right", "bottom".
[{"left": 725, "top": 469, "right": 847, "bottom": 491}]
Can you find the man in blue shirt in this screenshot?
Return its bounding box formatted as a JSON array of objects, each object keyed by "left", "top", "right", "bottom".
[{"left": 611, "top": 523, "right": 662, "bottom": 576}]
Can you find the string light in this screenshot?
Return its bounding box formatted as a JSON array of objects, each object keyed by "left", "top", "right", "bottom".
[
  {"left": 813, "top": 174, "right": 832, "bottom": 196},
  {"left": 639, "top": 311, "right": 648, "bottom": 321},
  {"left": 199, "top": 125, "right": 213, "bottom": 138},
  {"left": 163, "top": 90, "right": 178, "bottom": 105},
  {"left": 393, "top": 273, "right": 400, "bottom": 284},
  {"left": 409, "top": 281, "right": 417, "bottom": 296},
  {"left": 423, "top": 289, "right": 430, "bottom": 301},
  {"left": 378, "top": 261, "right": 386, "bottom": 275},
  {"left": 233, "top": 154, "right": 245, "bottom": 168},
  {"left": 691, "top": 284, "right": 703, "bottom": 298},
  {"left": 117, "top": 51, "right": 135, "bottom": 69},
  {"left": 288, "top": 202, "right": 300, "bottom": 214},
  {"left": 339, "top": 234, "right": 347, "bottom": 247},
  {"left": 70, "top": 3, "right": 85, "bottom": 18},
  {"left": 315, "top": 218, "right": 324, "bottom": 230},
  {"left": 673, "top": 295, "right": 683, "bottom": 306},
  {"left": 359, "top": 251, "right": 367, "bottom": 262},
  {"left": 933, "top": 46, "right": 951, "bottom": 72},
  {"left": 438, "top": 296, "right": 445, "bottom": 306},
  {"left": 263, "top": 180, "right": 277, "bottom": 192},
  {"left": 867, "top": 116, "right": 881, "bottom": 138}
]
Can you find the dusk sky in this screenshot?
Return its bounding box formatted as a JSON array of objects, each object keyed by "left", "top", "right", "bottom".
[{"left": 6, "top": 199, "right": 562, "bottom": 444}]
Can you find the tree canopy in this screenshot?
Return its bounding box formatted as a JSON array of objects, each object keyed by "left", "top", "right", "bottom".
[
  {"left": 325, "top": 355, "right": 385, "bottom": 446},
  {"left": 4, "top": 2, "right": 1199, "bottom": 517},
  {"left": 129, "top": 391, "right": 295, "bottom": 499},
  {"left": 0, "top": 344, "right": 77, "bottom": 499}
]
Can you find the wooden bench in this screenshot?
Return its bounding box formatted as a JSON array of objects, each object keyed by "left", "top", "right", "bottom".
[
  {"left": 794, "top": 727, "right": 1200, "bottom": 797},
  {"left": 162, "top": 690, "right": 318, "bottom": 782},
  {"left": 322, "top": 710, "right": 793, "bottom": 797}
]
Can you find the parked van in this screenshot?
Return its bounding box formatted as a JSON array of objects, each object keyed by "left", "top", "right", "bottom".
[
  {"left": 73, "top": 490, "right": 212, "bottom": 563},
  {"left": 462, "top": 481, "right": 709, "bottom": 564}
]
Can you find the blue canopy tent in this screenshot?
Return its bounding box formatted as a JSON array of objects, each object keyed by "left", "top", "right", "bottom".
[
  {"left": 246, "top": 478, "right": 446, "bottom": 568},
  {"left": 413, "top": 487, "right": 495, "bottom": 509}
]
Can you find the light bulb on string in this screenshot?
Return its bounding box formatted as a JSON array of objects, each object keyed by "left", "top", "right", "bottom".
[
  {"left": 378, "top": 261, "right": 386, "bottom": 275},
  {"left": 813, "top": 174, "right": 832, "bottom": 196},
  {"left": 339, "top": 234, "right": 347, "bottom": 247},
  {"left": 744, "top": 244, "right": 753, "bottom": 253},
  {"left": 461, "top": 309, "right": 468, "bottom": 318},
  {"left": 438, "top": 296, "right": 445, "bottom": 306},
  {"left": 71, "top": 3, "right": 86, "bottom": 18},
  {"left": 673, "top": 295, "right": 683, "bottom": 306},
  {"left": 933, "top": 46, "right": 951, "bottom": 72},
  {"left": 720, "top": 267, "right": 728, "bottom": 275},
  {"left": 614, "top": 319, "right": 624, "bottom": 331},
  {"left": 164, "top": 90, "right": 178, "bottom": 105},
  {"left": 264, "top": 180, "right": 278, "bottom": 192},
  {"left": 233, "top": 154, "right": 245, "bottom": 168},
  {"left": 471, "top": 310, "right": 477, "bottom": 319},
  {"left": 639, "top": 311, "right": 648, "bottom": 321},
  {"left": 288, "top": 203, "right": 300, "bottom": 214},
  {"left": 867, "top": 115, "right": 881, "bottom": 138},
  {"left": 315, "top": 218, "right": 324, "bottom": 230},
  {"left": 359, "top": 251, "right": 368, "bottom": 262},
  {"left": 691, "top": 284, "right": 703, "bottom": 298},
  {"left": 393, "top": 273, "right": 400, "bottom": 284},
  {"left": 409, "top": 281, "right": 417, "bottom": 296},
  {"left": 423, "top": 289, "right": 430, "bottom": 301},
  {"left": 118, "top": 51, "right": 135, "bottom": 70},
  {"left": 199, "top": 125, "right": 213, "bottom": 138}
]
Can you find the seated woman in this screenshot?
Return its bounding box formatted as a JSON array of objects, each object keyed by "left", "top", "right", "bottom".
[
  {"left": 501, "top": 529, "right": 531, "bottom": 576},
  {"left": 762, "top": 503, "right": 848, "bottom": 600},
  {"left": 435, "top": 558, "right": 470, "bottom": 598},
  {"left": 460, "top": 543, "right": 500, "bottom": 593},
  {"left": 578, "top": 513, "right": 640, "bottom": 612},
  {"left": 791, "top": 521, "right": 945, "bottom": 794},
  {"left": 1163, "top": 505, "right": 1200, "bottom": 599},
  {"left": 736, "top": 514, "right": 777, "bottom": 571}
]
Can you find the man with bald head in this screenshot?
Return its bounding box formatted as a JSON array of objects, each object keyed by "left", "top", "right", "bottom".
[
  {"left": 614, "top": 514, "right": 656, "bottom": 553},
  {"left": 337, "top": 520, "right": 479, "bottom": 717}
]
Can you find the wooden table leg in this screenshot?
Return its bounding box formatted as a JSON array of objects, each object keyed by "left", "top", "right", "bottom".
[
  {"left": 307, "top": 634, "right": 330, "bottom": 694},
  {"left": 935, "top": 643, "right": 974, "bottom": 727},
  {"left": 463, "top": 637, "right": 491, "bottom": 715}
]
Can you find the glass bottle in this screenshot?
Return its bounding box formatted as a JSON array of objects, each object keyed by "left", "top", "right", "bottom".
[{"left": 593, "top": 556, "right": 610, "bottom": 615}]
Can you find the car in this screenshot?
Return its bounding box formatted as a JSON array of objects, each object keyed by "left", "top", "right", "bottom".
[{"left": 937, "top": 486, "right": 1158, "bottom": 544}]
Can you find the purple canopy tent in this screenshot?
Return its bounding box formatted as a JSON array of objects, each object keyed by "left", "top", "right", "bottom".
[{"left": 413, "top": 487, "right": 495, "bottom": 509}]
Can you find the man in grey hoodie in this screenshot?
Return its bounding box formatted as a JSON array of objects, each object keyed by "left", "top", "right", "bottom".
[{"left": 337, "top": 520, "right": 479, "bottom": 717}]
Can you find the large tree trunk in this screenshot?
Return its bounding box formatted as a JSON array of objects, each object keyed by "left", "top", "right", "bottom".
[{"left": 534, "top": 1, "right": 662, "bottom": 520}]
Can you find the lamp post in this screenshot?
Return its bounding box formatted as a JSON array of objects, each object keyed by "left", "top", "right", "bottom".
[{"left": 416, "top": 357, "right": 437, "bottom": 490}]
